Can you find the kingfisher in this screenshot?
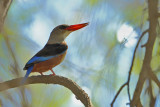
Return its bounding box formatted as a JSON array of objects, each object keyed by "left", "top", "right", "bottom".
[{"left": 23, "top": 22, "right": 88, "bottom": 82}]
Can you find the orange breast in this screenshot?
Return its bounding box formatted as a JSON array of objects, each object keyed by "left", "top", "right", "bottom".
[{"left": 32, "top": 52, "right": 67, "bottom": 73}]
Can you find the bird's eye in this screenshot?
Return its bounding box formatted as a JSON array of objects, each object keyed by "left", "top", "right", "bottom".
[{"left": 59, "top": 25, "right": 68, "bottom": 29}]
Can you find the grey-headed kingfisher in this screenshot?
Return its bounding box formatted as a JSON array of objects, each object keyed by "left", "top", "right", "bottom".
[{"left": 23, "top": 23, "right": 88, "bottom": 82}]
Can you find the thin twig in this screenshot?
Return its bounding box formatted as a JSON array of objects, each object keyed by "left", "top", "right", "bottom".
[
  {"left": 148, "top": 70, "right": 160, "bottom": 88},
  {"left": 148, "top": 79, "right": 156, "bottom": 107},
  {"left": 111, "top": 82, "right": 127, "bottom": 107},
  {"left": 0, "top": 75, "right": 93, "bottom": 107}
]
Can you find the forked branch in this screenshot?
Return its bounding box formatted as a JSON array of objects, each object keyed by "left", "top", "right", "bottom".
[{"left": 110, "top": 29, "right": 148, "bottom": 107}]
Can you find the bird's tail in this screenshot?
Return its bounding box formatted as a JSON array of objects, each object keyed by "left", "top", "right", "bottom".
[{"left": 21, "top": 66, "right": 33, "bottom": 84}]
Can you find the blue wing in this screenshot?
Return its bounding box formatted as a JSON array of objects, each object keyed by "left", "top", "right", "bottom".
[{"left": 26, "top": 56, "right": 55, "bottom": 65}]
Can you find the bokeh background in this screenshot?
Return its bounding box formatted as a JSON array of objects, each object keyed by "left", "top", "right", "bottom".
[{"left": 0, "top": 0, "right": 160, "bottom": 107}]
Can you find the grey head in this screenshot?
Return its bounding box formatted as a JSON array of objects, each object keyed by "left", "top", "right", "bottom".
[{"left": 47, "top": 23, "right": 89, "bottom": 44}]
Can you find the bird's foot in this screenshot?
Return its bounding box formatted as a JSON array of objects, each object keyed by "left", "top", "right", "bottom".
[
  {"left": 50, "top": 69, "right": 56, "bottom": 76},
  {"left": 50, "top": 73, "right": 56, "bottom": 76},
  {"left": 40, "top": 72, "right": 44, "bottom": 76}
]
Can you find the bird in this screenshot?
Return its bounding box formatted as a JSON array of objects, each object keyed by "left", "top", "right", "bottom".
[{"left": 22, "top": 22, "right": 89, "bottom": 83}]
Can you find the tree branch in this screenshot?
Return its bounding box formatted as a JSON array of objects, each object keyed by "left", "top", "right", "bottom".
[
  {"left": 0, "top": 75, "right": 93, "bottom": 107},
  {"left": 127, "top": 29, "right": 149, "bottom": 102},
  {"left": 148, "top": 70, "right": 160, "bottom": 89},
  {"left": 0, "top": 0, "right": 12, "bottom": 32},
  {"left": 148, "top": 79, "right": 156, "bottom": 107},
  {"left": 110, "top": 29, "right": 149, "bottom": 107},
  {"left": 157, "top": 13, "right": 160, "bottom": 18},
  {"left": 130, "top": 0, "right": 158, "bottom": 106}
]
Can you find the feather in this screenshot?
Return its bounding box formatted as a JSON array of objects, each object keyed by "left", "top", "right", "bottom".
[{"left": 21, "top": 66, "right": 33, "bottom": 84}]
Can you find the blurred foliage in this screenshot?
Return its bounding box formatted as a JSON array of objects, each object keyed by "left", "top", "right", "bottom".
[
  {"left": 85, "top": 0, "right": 103, "bottom": 6},
  {"left": 133, "top": 56, "right": 143, "bottom": 74},
  {"left": 0, "top": 0, "right": 160, "bottom": 107},
  {"left": 123, "top": 1, "right": 148, "bottom": 26}
]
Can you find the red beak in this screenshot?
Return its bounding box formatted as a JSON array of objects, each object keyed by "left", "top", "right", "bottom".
[{"left": 65, "top": 22, "right": 89, "bottom": 31}]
